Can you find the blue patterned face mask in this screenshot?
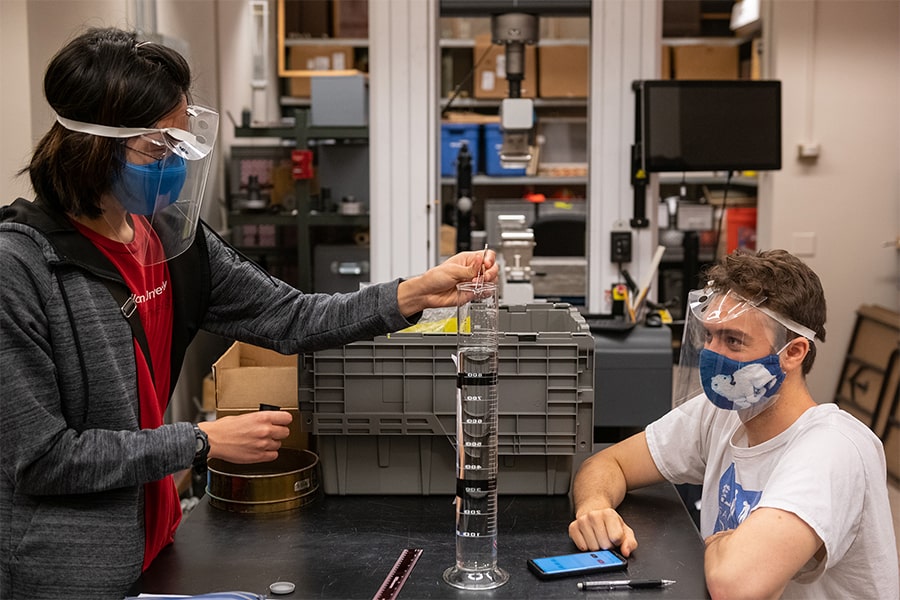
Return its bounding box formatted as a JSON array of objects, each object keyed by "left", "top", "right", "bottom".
[
  {"left": 699, "top": 348, "right": 786, "bottom": 412},
  {"left": 111, "top": 155, "right": 187, "bottom": 216}
]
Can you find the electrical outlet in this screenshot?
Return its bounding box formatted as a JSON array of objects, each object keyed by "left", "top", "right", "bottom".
[{"left": 611, "top": 231, "right": 632, "bottom": 263}]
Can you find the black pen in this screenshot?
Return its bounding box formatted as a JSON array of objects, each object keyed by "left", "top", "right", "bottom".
[{"left": 577, "top": 579, "right": 676, "bottom": 591}]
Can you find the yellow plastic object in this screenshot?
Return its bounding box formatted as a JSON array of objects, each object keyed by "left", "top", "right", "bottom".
[{"left": 398, "top": 316, "right": 460, "bottom": 334}]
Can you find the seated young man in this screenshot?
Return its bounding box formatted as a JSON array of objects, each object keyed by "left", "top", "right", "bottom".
[{"left": 569, "top": 249, "right": 899, "bottom": 600}]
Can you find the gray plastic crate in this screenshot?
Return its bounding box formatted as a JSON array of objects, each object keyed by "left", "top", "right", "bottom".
[
  {"left": 298, "top": 303, "right": 594, "bottom": 494},
  {"left": 317, "top": 435, "right": 577, "bottom": 495}
]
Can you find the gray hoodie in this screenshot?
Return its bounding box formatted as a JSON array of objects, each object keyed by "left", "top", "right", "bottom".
[{"left": 0, "top": 199, "right": 412, "bottom": 599}]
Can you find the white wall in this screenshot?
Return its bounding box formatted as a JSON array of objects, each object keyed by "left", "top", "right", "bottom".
[
  {"left": 587, "top": 0, "right": 661, "bottom": 314},
  {"left": 1, "top": 0, "right": 136, "bottom": 205},
  {"left": 23, "top": 1, "right": 134, "bottom": 183},
  {"left": 0, "top": 0, "right": 247, "bottom": 232},
  {"left": 0, "top": 0, "right": 34, "bottom": 202},
  {"left": 213, "top": 0, "right": 285, "bottom": 229},
  {"left": 767, "top": 0, "right": 900, "bottom": 404},
  {"left": 368, "top": 0, "right": 439, "bottom": 281},
  {"left": 156, "top": 0, "right": 226, "bottom": 232}
]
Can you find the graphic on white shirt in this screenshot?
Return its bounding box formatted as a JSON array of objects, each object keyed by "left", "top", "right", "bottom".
[
  {"left": 715, "top": 463, "right": 762, "bottom": 532},
  {"left": 710, "top": 363, "right": 778, "bottom": 408}
]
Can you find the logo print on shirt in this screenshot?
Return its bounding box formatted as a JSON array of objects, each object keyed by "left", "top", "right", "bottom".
[
  {"left": 715, "top": 463, "right": 762, "bottom": 533},
  {"left": 131, "top": 279, "right": 168, "bottom": 305}
]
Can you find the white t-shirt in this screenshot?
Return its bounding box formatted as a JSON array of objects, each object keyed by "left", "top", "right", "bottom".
[{"left": 646, "top": 396, "right": 899, "bottom": 600}]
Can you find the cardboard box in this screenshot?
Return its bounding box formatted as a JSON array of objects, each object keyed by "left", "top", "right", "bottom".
[
  {"left": 473, "top": 35, "right": 537, "bottom": 99},
  {"left": 215, "top": 407, "right": 308, "bottom": 450},
  {"left": 439, "top": 17, "right": 491, "bottom": 40},
  {"left": 661, "top": 45, "right": 672, "bottom": 79},
  {"left": 282, "top": 0, "right": 329, "bottom": 38},
  {"left": 673, "top": 44, "right": 739, "bottom": 80},
  {"left": 201, "top": 373, "right": 216, "bottom": 413},
  {"left": 441, "top": 45, "right": 474, "bottom": 98},
  {"left": 440, "top": 224, "right": 456, "bottom": 258},
  {"left": 538, "top": 44, "right": 589, "bottom": 98},
  {"left": 750, "top": 37, "right": 762, "bottom": 80},
  {"left": 287, "top": 45, "right": 355, "bottom": 98},
  {"left": 539, "top": 17, "right": 590, "bottom": 40},
  {"left": 213, "top": 342, "right": 298, "bottom": 409},
  {"left": 332, "top": 0, "right": 368, "bottom": 38},
  {"left": 662, "top": 0, "right": 702, "bottom": 37},
  {"left": 212, "top": 342, "right": 307, "bottom": 449}
]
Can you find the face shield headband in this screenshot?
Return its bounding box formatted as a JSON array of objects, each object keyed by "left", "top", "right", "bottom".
[
  {"left": 673, "top": 288, "right": 817, "bottom": 421},
  {"left": 56, "top": 105, "right": 219, "bottom": 265}
]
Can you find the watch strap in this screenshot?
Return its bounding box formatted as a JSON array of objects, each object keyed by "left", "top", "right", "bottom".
[{"left": 192, "top": 424, "right": 209, "bottom": 468}]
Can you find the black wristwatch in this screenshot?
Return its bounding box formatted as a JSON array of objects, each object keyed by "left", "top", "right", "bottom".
[{"left": 192, "top": 424, "right": 209, "bottom": 468}]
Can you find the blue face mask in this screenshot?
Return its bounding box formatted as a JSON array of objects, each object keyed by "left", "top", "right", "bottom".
[
  {"left": 699, "top": 348, "right": 786, "bottom": 411},
  {"left": 111, "top": 155, "right": 187, "bottom": 216}
]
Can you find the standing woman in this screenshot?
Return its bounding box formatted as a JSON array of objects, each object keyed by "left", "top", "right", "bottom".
[{"left": 0, "top": 27, "right": 496, "bottom": 599}]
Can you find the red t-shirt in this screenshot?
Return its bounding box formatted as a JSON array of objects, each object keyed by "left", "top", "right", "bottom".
[{"left": 71, "top": 217, "right": 179, "bottom": 571}]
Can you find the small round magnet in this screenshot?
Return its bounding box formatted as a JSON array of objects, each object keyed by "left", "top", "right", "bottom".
[{"left": 268, "top": 580, "right": 296, "bottom": 595}]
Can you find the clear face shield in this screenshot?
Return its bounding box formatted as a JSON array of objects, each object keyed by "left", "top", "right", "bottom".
[
  {"left": 673, "top": 288, "right": 817, "bottom": 421},
  {"left": 56, "top": 105, "right": 218, "bottom": 265}
]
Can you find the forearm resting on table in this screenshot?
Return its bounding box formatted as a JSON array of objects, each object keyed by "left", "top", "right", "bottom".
[
  {"left": 569, "top": 433, "right": 665, "bottom": 556},
  {"left": 572, "top": 452, "right": 629, "bottom": 515},
  {"left": 569, "top": 451, "right": 636, "bottom": 555},
  {"left": 573, "top": 432, "right": 663, "bottom": 515}
]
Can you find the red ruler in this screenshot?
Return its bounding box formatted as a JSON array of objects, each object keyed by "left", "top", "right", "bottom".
[{"left": 372, "top": 548, "right": 423, "bottom": 600}]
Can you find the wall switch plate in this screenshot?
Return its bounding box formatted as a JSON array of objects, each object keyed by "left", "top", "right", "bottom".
[
  {"left": 611, "top": 231, "right": 632, "bottom": 263},
  {"left": 797, "top": 142, "right": 821, "bottom": 159},
  {"left": 791, "top": 231, "right": 816, "bottom": 257}
]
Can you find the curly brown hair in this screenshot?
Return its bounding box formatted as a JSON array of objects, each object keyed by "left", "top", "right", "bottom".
[{"left": 703, "top": 249, "right": 827, "bottom": 375}]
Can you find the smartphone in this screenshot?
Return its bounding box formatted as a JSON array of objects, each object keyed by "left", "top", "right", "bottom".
[{"left": 527, "top": 549, "right": 628, "bottom": 580}]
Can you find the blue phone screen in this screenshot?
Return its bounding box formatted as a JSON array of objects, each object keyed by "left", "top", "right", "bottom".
[{"left": 532, "top": 550, "right": 625, "bottom": 574}]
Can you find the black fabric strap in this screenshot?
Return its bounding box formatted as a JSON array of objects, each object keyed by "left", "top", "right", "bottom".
[{"left": 102, "top": 280, "right": 155, "bottom": 383}]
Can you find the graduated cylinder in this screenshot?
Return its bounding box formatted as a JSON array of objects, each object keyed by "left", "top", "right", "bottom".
[{"left": 443, "top": 281, "right": 509, "bottom": 590}]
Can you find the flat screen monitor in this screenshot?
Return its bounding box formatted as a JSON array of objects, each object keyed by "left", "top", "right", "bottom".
[{"left": 637, "top": 80, "right": 782, "bottom": 173}]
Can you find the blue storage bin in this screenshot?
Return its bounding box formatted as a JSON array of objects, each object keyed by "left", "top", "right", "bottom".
[
  {"left": 440, "top": 123, "right": 481, "bottom": 177},
  {"left": 484, "top": 123, "right": 527, "bottom": 177}
]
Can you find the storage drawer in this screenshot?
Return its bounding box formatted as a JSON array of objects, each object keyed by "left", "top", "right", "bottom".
[{"left": 313, "top": 244, "right": 369, "bottom": 293}]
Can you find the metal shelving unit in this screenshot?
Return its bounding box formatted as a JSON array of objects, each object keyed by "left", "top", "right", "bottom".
[
  {"left": 438, "top": 19, "right": 591, "bottom": 251},
  {"left": 439, "top": 97, "right": 586, "bottom": 109},
  {"left": 284, "top": 37, "right": 369, "bottom": 48},
  {"left": 231, "top": 108, "right": 369, "bottom": 291},
  {"left": 441, "top": 175, "right": 587, "bottom": 186}
]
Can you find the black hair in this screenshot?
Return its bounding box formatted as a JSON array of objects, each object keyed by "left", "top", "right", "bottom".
[{"left": 26, "top": 27, "right": 193, "bottom": 218}]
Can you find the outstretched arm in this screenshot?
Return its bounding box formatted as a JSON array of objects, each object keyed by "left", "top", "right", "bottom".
[{"left": 396, "top": 249, "right": 498, "bottom": 316}]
